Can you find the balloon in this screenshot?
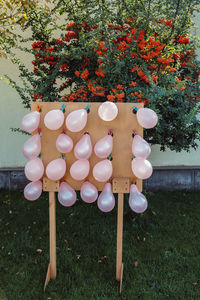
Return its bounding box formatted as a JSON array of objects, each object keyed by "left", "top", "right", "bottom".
[
  {"left": 98, "top": 101, "right": 118, "bottom": 121},
  {"left": 58, "top": 182, "right": 77, "bottom": 207},
  {"left": 21, "top": 111, "right": 40, "bottom": 133},
  {"left": 131, "top": 157, "right": 152, "bottom": 180},
  {"left": 80, "top": 181, "right": 98, "bottom": 203},
  {"left": 46, "top": 158, "right": 66, "bottom": 181},
  {"left": 129, "top": 184, "right": 148, "bottom": 213},
  {"left": 23, "top": 133, "right": 41, "bottom": 160},
  {"left": 93, "top": 159, "right": 112, "bottom": 182},
  {"left": 94, "top": 134, "right": 113, "bottom": 158},
  {"left": 97, "top": 183, "right": 115, "bottom": 212},
  {"left": 25, "top": 157, "right": 44, "bottom": 182},
  {"left": 44, "top": 109, "right": 64, "bottom": 130},
  {"left": 70, "top": 159, "right": 90, "bottom": 181},
  {"left": 66, "top": 109, "right": 87, "bottom": 132},
  {"left": 74, "top": 133, "right": 92, "bottom": 159},
  {"left": 135, "top": 107, "right": 158, "bottom": 129},
  {"left": 56, "top": 133, "right": 73, "bottom": 153},
  {"left": 24, "top": 181, "right": 42, "bottom": 201},
  {"left": 132, "top": 134, "right": 151, "bottom": 159}
]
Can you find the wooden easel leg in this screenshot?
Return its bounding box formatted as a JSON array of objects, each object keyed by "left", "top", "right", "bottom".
[
  {"left": 116, "top": 193, "right": 124, "bottom": 293},
  {"left": 44, "top": 191, "right": 56, "bottom": 290}
]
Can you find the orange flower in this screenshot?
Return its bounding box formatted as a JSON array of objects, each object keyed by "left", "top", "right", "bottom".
[
  {"left": 129, "top": 81, "right": 137, "bottom": 87},
  {"left": 117, "top": 84, "right": 124, "bottom": 90},
  {"left": 107, "top": 95, "right": 115, "bottom": 102},
  {"left": 75, "top": 71, "right": 80, "bottom": 77},
  {"left": 81, "top": 69, "right": 89, "bottom": 79},
  {"left": 168, "top": 67, "right": 176, "bottom": 73},
  {"left": 95, "top": 68, "right": 106, "bottom": 77},
  {"left": 115, "top": 93, "right": 125, "bottom": 101},
  {"left": 99, "top": 41, "right": 105, "bottom": 48},
  {"left": 131, "top": 66, "right": 139, "bottom": 72},
  {"left": 180, "top": 86, "right": 186, "bottom": 91}
]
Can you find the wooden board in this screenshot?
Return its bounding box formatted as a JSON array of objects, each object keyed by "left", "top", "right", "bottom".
[{"left": 31, "top": 102, "right": 143, "bottom": 191}]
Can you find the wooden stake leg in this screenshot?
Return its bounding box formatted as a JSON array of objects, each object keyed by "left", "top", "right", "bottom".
[
  {"left": 44, "top": 191, "right": 56, "bottom": 290},
  {"left": 116, "top": 193, "right": 124, "bottom": 288}
]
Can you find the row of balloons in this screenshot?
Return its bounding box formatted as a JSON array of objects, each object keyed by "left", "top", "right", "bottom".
[
  {"left": 22, "top": 102, "right": 158, "bottom": 213},
  {"left": 24, "top": 180, "right": 147, "bottom": 213}
]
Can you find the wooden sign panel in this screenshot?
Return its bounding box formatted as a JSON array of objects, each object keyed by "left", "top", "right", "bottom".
[{"left": 31, "top": 102, "right": 143, "bottom": 191}]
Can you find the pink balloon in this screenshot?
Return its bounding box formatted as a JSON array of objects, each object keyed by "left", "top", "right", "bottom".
[
  {"left": 98, "top": 101, "right": 118, "bottom": 121},
  {"left": 24, "top": 180, "right": 42, "bottom": 201},
  {"left": 129, "top": 184, "right": 148, "bottom": 213},
  {"left": 66, "top": 109, "right": 87, "bottom": 132},
  {"left": 56, "top": 133, "right": 73, "bottom": 153},
  {"left": 44, "top": 109, "right": 64, "bottom": 130},
  {"left": 80, "top": 181, "right": 98, "bottom": 203},
  {"left": 131, "top": 157, "right": 152, "bottom": 180},
  {"left": 46, "top": 158, "right": 66, "bottom": 181},
  {"left": 132, "top": 135, "right": 151, "bottom": 159},
  {"left": 58, "top": 182, "right": 77, "bottom": 207},
  {"left": 74, "top": 133, "right": 92, "bottom": 159},
  {"left": 97, "top": 183, "right": 115, "bottom": 212},
  {"left": 23, "top": 133, "right": 41, "bottom": 160},
  {"left": 93, "top": 159, "right": 112, "bottom": 182},
  {"left": 21, "top": 111, "right": 40, "bottom": 133},
  {"left": 70, "top": 159, "right": 90, "bottom": 181},
  {"left": 25, "top": 157, "right": 44, "bottom": 182},
  {"left": 94, "top": 134, "right": 113, "bottom": 158},
  {"left": 136, "top": 108, "right": 158, "bottom": 129}
]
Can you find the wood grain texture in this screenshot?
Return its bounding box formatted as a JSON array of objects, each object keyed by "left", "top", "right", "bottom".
[{"left": 31, "top": 102, "right": 143, "bottom": 191}]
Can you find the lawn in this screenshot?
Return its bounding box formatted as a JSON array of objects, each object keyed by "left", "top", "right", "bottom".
[{"left": 0, "top": 189, "right": 200, "bottom": 300}]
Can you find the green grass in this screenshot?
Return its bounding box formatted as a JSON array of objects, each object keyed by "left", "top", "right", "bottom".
[{"left": 0, "top": 190, "right": 200, "bottom": 300}]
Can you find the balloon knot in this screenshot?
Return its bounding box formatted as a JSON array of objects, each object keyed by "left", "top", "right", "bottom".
[
  {"left": 38, "top": 128, "right": 42, "bottom": 136},
  {"left": 61, "top": 104, "right": 66, "bottom": 113},
  {"left": 132, "top": 129, "right": 137, "bottom": 137},
  {"left": 131, "top": 179, "right": 136, "bottom": 185},
  {"left": 36, "top": 103, "right": 43, "bottom": 112},
  {"left": 62, "top": 129, "right": 66, "bottom": 134},
  {"left": 132, "top": 105, "right": 138, "bottom": 114},
  {"left": 107, "top": 177, "right": 112, "bottom": 184},
  {"left": 85, "top": 104, "right": 91, "bottom": 113},
  {"left": 107, "top": 153, "right": 113, "bottom": 161},
  {"left": 60, "top": 177, "right": 65, "bottom": 183},
  {"left": 84, "top": 131, "right": 89, "bottom": 135},
  {"left": 108, "top": 129, "right": 113, "bottom": 136},
  {"left": 61, "top": 153, "right": 66, "bottom": 160}
]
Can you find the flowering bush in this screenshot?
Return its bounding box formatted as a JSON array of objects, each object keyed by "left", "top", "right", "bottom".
[{"left": 8, "top": 0, "right": 200, "bottom": 151}]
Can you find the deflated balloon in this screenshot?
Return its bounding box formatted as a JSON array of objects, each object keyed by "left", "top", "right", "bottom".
[
  {"left": 97, "top": 183, "right": 115, "bottom": 212},
  {"left": 132, "top": 134, "right": 151, "bottom": 159},
  {"left": 24, "top": 181, "right": 42, "bottom": 201},
  {"left": 21, "top": 111, "right": 40, "bottom": 133},
  {"left": 93, "top": 159, "right": 112, "bottom": 182},
  {"left": 44, "top": 109, "right": 64, "bottom": 130},
  {"left": 94, "top": 134, "right": 113, "bottom": 158},
  {"left": 25, "top": 157, "right": 44, "bottom": 182},
  {"left": 23, "top": 133, "right": 41, "bottom": 160},
  {"left": 74, "top": 133, "right": 92, "bottom": 159},
  {"left": 131, "top": 157, "right": 152, "bottom": 180},
  {"left": 56, "top": 133, "right": 73, "bottom": 153},
  {"left": 70, "top": 159, "right": 90, "bottom": 181},
  {"left": 129, "top": 184, "right": 148, "bottom": 213},
  {"left": 58, "top": 182, "right": 77, "bottom": 207},
  {"left": 80, "top": 181, "right": 98, "bottom": 203},
  {"left": 66, "top": 109, "right": 87, "bottom": 132},
  {"left": 46, "top": 158, "right": 66, "bottom": 181}
]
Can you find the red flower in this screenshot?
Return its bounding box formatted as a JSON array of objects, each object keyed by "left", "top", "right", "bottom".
[
  {"left": 177, "top": 37, "right": 190, "bottom": 44},
  {"left": 81, "top": 69, "right": 89, "bottom": 79},
  {"left": 165, "top": 19, "right": 173, "bottom": 27},
  {"left": 168, "top": 67, "right": 176, "bottom": 73},
  {"left": 107, "top": 95, "right": 115, "bottom": 101},
  {"left": 117, "top": 84, "right": 124, "bottom": 90},
  {"left": 60, "top": 64, "right": 68, "bottom": 71},
  {"left": 75, "top": 71, "right": 80, "bottom": 77},
  {"left": 129, "top": 81, "right": 137, "bottom": 87}
]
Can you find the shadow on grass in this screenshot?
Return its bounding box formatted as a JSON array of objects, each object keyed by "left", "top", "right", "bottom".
[{"left": 0, "top": 190, "right": 200, "bottom": 299}]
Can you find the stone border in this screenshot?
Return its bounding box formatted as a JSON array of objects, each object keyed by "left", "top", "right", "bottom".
[{"left": 0, "top": 167, "right": 200, "bottom": 191}]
